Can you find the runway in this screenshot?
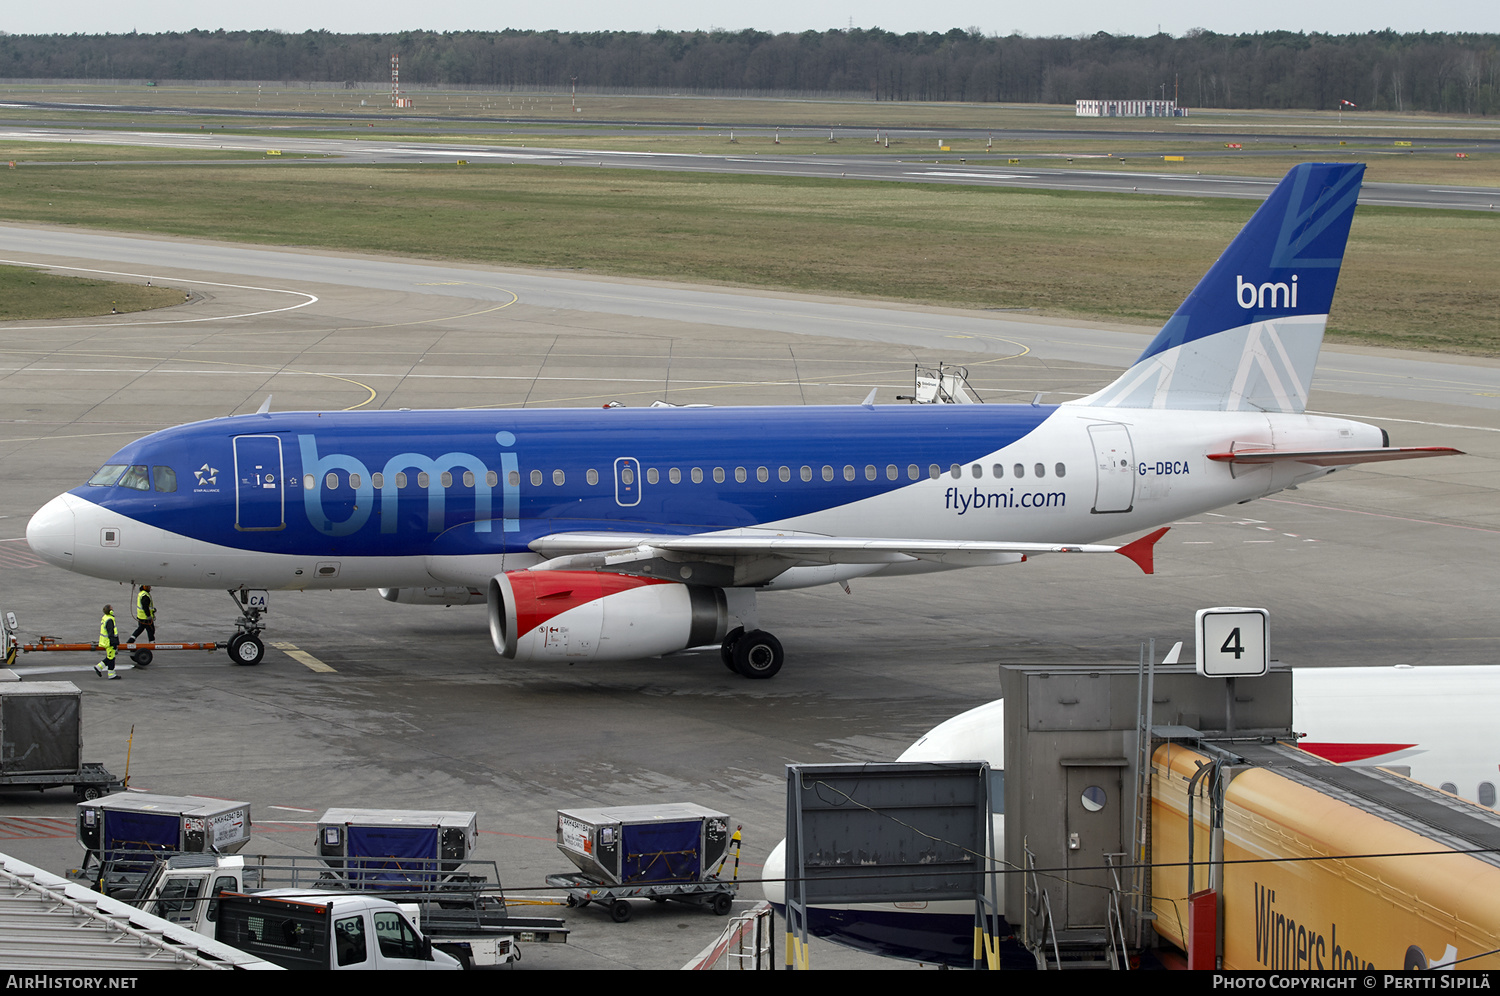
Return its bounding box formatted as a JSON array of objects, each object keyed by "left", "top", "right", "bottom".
[
  {"left": 0, "top": 227, "right": 1496, "bottom": 968},
  {"left": 6, "top": 126, "right": 1499, "bottom": 211}
]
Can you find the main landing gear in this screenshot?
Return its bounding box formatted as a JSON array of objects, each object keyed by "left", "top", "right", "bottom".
[
  {"left": 719, "top": 626, "right": 784, "bottom": 680},
  {"left": 225, "top": 589, "right": 268, "bottom": 666}
]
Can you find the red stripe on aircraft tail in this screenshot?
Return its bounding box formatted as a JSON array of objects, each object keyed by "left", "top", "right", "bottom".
[{"left": 1298, "top": 742, "right": 1417, "bottom": 764}]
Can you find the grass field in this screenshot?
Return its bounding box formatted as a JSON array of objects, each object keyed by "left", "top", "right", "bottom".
[
  {"left": 0, "top": 263, "right": 184, "bottom": 319},
  {"left": 1, "top": 162, "right": 1493, "bottom": 353}
]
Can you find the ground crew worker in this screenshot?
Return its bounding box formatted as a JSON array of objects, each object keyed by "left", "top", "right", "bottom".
[
  {"left": 129, "top": 585, "right": 156, "bottom": 645},
  {"left": 95, "top": 605, "right": 120, "bottom": 679}
]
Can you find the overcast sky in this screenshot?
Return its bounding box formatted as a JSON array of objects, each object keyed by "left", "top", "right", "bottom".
[{"left": 3, "top": 1, "right": 1494, "bottom": 38}]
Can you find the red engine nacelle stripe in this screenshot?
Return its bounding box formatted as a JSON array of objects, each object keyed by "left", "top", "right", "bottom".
[{"left": 507, "top": 571, "right": 673, "bottom": 635}]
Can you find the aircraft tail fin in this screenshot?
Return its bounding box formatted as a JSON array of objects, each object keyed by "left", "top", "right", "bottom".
[{"left": 1072, "top": 162, "right": 1364, "bottom": 413}]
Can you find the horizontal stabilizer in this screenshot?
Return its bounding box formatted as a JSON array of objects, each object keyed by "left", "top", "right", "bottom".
[{"left": 1207, "top": 446, "right": 1463, "bottom": 468}]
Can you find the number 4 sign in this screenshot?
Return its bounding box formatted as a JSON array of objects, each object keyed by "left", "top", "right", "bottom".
[{"left": 1195, "top": 607, "right": 1269, "bottom": 677}]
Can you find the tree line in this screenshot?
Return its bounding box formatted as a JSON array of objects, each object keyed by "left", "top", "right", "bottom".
[{"left": 1, "top": 27, "right": 1496, "bottom": 114}]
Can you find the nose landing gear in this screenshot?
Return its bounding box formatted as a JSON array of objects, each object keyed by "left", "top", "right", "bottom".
[{"left": 226, "top": 589, "right": 268, "bottom": 666}]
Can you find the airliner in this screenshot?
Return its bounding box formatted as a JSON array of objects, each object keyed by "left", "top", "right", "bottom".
[
  {"left": 762, "top": 664, "right": 1500, "bottom": 967},
  {"left": 25, "top": 163, "right": 1457, "bottom": 674}
]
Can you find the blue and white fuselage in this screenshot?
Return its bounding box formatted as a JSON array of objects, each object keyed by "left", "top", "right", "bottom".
[
  {"left": 24, "top": 164, "right": 1460, "bottom": 676},
  {"left": 28, "top": 404, "right": 1375, "bottom": 592}
]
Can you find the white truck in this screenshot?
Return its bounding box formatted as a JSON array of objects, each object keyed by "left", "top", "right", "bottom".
[
  {"left": 134, "top": 854, "right": 567, "bottom": 968},
  {"left": 213, "top": 892, "right": 465, "bottom": 971}
]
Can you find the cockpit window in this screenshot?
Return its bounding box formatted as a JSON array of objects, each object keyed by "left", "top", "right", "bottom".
[
  {"left": 153, "top": 467, "right": 177, "bottom": 493},
  {"left": 87, "top": 465, "right": 127, "bottom": 487},
  {"left": 118, "top": 466, "right": 151, "bottom": 491}
]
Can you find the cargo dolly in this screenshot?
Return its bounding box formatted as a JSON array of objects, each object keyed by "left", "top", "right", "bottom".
[
  {"left": 549, "top": 802, "right": 740, "bottom": 923},
  {"left": 0, "top": 761, "right": 123, "bottom": 801},
  {"left": 546, "top": 870, "right": 736, "bottom": 923}
]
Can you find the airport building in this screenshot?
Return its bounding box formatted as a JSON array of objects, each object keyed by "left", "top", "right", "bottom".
[{"left": 1075, "top": 99, "right": 1185, "bottom": 117}]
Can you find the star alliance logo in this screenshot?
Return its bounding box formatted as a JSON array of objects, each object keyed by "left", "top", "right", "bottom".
[{"left": 195, "top": 464, "right": 218, "bottom": 486}]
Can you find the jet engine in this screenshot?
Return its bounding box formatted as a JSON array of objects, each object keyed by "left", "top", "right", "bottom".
[{"left": 487, "top": 570, "right": 728, "bottom": 662}]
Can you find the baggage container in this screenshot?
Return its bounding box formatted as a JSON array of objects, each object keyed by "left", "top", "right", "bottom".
[
  {"left": 556, "top": 803, "right": 729, "bottom": 887},
  {"left": 0, "top": 681, "right": 81, "bottom": 776},
  {"left": 317, "top": 808, "right": 478, "bottom": 886},
  {"left": 77, "top": 792, "right": 252, "bottom": 856}
]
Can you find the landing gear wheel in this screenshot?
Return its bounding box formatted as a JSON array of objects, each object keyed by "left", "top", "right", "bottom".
[
  {"left": 732, "top": 630, "right": 783, "bottom": 679},
  {"left": 711, "top": 892, "right": 733, "bottom": 916},
  {"left": 609, "top": 899, "right": 632, "bottom": 923},
  {"left": 230, "top": 635, "right": 265, "bottom": 666},
  {"left": 129, "top": 649, "right": 153, "bottom": 667},
  {"left": 720, "top": 627, "right": 745, "bottom": 673}
]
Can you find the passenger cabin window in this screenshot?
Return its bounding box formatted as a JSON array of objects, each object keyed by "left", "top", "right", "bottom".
[
  {"left": 758, "top": 467, "right": 770, "bottom": 483},
  {"left": 1482, "top": 782, "right": 1496, "bottom": 808},
  {"left": 349, "top": 473, "right": 362, "bottom": 489},
  {"left": 886, "top": 465, "right": 898, "bottom": 481},
  {"left": 87, "top": 465, "right": 127, "bottom": 487},
  {"left": 486, "top": 471, "right": 498, "bottom": 487},
  {"left": 779, "top": 466, "right": 791, "bottom": 482},
  {"left": 586, "top": 469, "right": 598, "bottom": 485},
  {"left": 735, "top": 467, "right": 747, "bottom": 483},
  {"left": 396, "top": 472, "right": 409, "bottom": 488},
  {"left": 529, "top": 470, "right": 542, "bottom": 486},
  {"left": 822, "top": 466, "right": 834, "bottom": 481},
  {"left": 691, "top": 468, "right": 703, "bottom": 484},
  {"left": 441, "top": 472, "right": 453, "bottom": 488},
  {"left": 646, "top": 468, "right": 659, "bottom": 484},
  {"left": 993, "top": 464, "right": 1004, "bottom": 479},
  {"left": 417, "top": 472, "right": 430, "bottom": 489},
  {"left": 153, "top": 466, "right": 177, "bottom": 493},
  {"left": 1055, "top": 463, "right": 1066, "bottom": 478},
  {"left": 713, "top": 467, "right": 725, "bottom": 484},
  {"left": 372, "top": 473, "right": 384, "bottom": 488},
  {"left": 949, "top": 464, "right": 961, "bottom": 479},
  {"left": 843, "top": 465, "right": 856, "bottom": 481},
  {"left": 304, "top": 475, "right": 315, "bottom": 491},
  {"left": 971, "top": 464, "right": 982, "bottom": 478},
  {"left": 508, "top": 471, "right": 520, "bottom": 487},
  {"left": 552, "top": 469, "right": 565, "bottom": 486},
  {"left": 1035, "top": 463, "right": 1046, "bottom": 478},
  {"left": 928, "top": 464, "right": 941, "bottom": 479},
  {"left": 907, "top": 465, "right": 919, "bottom": 480},
  {"left": 462, "top": 471, "right": 474, "bottom": 487},
  {"left": 1013, "top": 463, "right": 1025, "bottom": 479},
  {"left": 670, "top": 468, "right": 682, "bottom": 484},
  {"left": 325, "top": 473, "right": 340, "bottom": 490}
]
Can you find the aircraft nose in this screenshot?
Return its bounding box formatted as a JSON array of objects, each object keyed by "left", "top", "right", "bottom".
[{"left": 26, "top": 493, "right": 77, "bottom": 569}]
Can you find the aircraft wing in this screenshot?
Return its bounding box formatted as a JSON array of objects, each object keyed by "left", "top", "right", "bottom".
[
  {"left": 529, "top": 526, "right": 1169, "bottom": 576},
  {"left": 1206, "top": 446, "right": 1462, "bottom": 467}
]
